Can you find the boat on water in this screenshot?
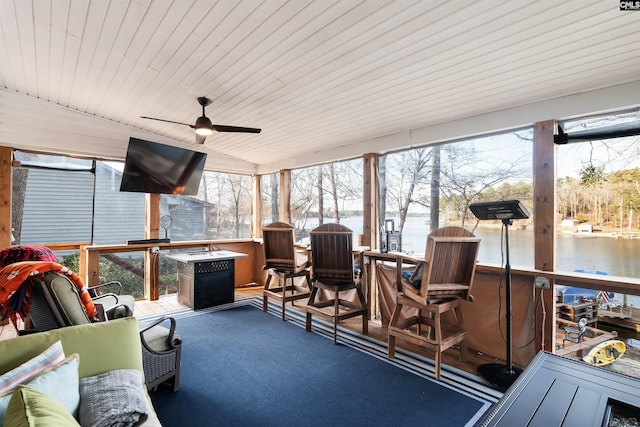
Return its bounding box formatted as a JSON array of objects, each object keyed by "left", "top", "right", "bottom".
[{"left": 583, "top": 340, "right": 626, "bottom": 366}]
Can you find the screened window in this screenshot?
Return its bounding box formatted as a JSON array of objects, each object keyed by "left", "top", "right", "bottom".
[
  {"left": 381, "top": 129, "right": 534, "bottom": 266},
  {"left": 12, "top": 151, "right": 94, "bottom": 245},
  {"left": 261, "top": 172, "right": 280, "bottom": 225},
  {"left": 556, "top": 110, "right": 640, "bottom": 279},
  {"left": 290, "top": 159, "right": 364, "bottom": 243},
  {"left": 192, "top": 171, "right": 252, "bottom": 239},
  {"left": 94, "top": 161, "right": 145, "bottom": 245}
]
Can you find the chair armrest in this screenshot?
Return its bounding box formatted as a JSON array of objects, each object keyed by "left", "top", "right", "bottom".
[
  {"left": 399, "top": 254, "right": 424, "bottom": 265},
  {"left": 17, "top": 329, "right": 41, "bottom": 336},
  {"left": 101, "top": 301, "right": 133, "bottom": 319},
  {"left": 139, "top": 317, "right": 179, "bottom": 349},
  {"left": 88, "top": 281, "right": 123, "bottom": 296},
  {"left": 92, "top": 292, "right": 119, "bottom": 303}
]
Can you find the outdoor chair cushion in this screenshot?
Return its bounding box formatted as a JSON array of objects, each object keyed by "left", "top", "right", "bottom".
[{"left": 139, "top": 322, "right": 182, "bottom": 353}]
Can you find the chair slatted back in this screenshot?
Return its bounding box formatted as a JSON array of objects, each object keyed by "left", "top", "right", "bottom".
[
  {"left": 310, "top": 223, "right": 354, "bottom": 285},
  {"left": 263, "top": 222, "right": 297, "bottom": 271},
  {"left": 418, "top": 226, "right": 480, "bottom": 302},
  {"left": 28, "top": 271, "right": 93, "bottom": 331},
  {"left": 27, "top": 277, "right": 66, "bottom": 331}
]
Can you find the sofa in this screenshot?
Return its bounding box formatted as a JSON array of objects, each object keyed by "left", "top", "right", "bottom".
[{"left": 0, "top": 317, "right": 161, "bottom": 426}]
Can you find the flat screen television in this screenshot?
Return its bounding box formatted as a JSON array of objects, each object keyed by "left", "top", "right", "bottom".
[{"left": 119, "top": 137, "right": 207, "bottom": 195}]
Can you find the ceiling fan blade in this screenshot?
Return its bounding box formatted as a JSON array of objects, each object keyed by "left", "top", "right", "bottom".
[
  {"left": 140, "top": 116, "right": 193, "bottom": 127},
  {"left": 195, "top": 133, "right": 207, "bottom": 144},
  {"left": 212, "top": 124, "right": 261, "bottom": 133}
]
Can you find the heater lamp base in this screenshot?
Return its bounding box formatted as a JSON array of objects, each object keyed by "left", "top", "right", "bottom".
[{"left": 478, "top": 363, "right": 523, "bottom": 392}]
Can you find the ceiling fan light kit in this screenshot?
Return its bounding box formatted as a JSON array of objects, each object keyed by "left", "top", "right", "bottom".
[
  {"left": 141, "top": 96, "right": 261, "bottom": 144},
  {"left": 194, "top": 116, "right": 213, "bottom": 135}
]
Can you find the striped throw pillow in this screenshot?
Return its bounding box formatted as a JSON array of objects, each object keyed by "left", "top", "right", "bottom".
[{"left": 0, "top": 341, "right": 65, "bottom": 395}]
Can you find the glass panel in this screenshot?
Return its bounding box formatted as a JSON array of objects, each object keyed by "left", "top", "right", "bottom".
[
  {"left": 54, "top": 250, "right": 158, "bottom": 299},
  {"left": 158, "top": 252, "right": 179, "bottom": 296},
  {"left": 96, "top": 252, "right": 146, "bottom": 298}
]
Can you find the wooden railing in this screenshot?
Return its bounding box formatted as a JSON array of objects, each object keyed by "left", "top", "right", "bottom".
[
  {"left": 35, "top": 242, "right": 640, "bottom": 301},
  {"left": 83, "top": 239, "right": 264, "bottom": 300},
  {"left": 32, "top": 240, "right": 265, "bottom": 301},
  {"left": 477, "top": 264, "right": 640, "bottom": 297},
  {"left": 31, "top": 241, "right": 640, "bottom": 358}
]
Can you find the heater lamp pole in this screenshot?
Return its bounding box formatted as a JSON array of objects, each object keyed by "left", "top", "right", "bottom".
[
  {"left": 469, "top": 200, "right": 529, "bottom": 392},
  {"left": 476, "top": 217, "right": 522, "bottom": 390}
]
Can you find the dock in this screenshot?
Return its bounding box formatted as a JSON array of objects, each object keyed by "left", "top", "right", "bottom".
[
  {"left": 555, "top": 299, "right": 620, "bottom": 360},
  {"left": 598, "top": 305, "right": 640, "bottom": 332},
  {"left": 555, "top": 325, "right": 618, "bottom": 359},
  {"left": 555, "top": 302, "right": 640, "bottom": 378},
  {"left": 601, "top": 345, "right": 640, "bottom": 376}
]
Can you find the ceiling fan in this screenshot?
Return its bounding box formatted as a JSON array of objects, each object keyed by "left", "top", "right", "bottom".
[{"left": 141, "top": 97, "right": 261, "bottom": 144}]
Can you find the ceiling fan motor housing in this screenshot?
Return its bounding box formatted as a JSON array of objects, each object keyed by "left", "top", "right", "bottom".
[{"left": 195, "top": 116, "right": 213, "bottom": 135}]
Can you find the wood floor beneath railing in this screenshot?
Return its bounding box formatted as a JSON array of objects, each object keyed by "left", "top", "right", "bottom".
[{"left": 0, "top": 284, "right": 503, "bottom": 382}]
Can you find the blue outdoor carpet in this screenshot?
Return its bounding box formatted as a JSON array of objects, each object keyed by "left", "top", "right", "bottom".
[{"left": 150, "top": 302, "right": 490, "bottom": 426}]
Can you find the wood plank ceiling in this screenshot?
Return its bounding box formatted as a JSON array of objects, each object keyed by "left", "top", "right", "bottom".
[{"left": 0, "top": 0, "right": 639, "bottom": 174}]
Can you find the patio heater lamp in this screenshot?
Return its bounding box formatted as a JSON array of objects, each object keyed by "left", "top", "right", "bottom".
[{"left": 469, "top": 199, "right": 530, "bottom": 391}]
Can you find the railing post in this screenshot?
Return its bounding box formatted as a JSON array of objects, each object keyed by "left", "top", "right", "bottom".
[{"left": 85, "top": 248, "right": 100, "bottom": 287}]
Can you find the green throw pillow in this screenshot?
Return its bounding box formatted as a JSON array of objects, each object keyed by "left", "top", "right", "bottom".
[{"left": 3, "top": 385, "right": 80, "bottom": 427}]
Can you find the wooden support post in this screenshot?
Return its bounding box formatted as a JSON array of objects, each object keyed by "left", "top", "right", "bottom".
[
  {"left": 362, "top": 153, "right": 378, "bottom": 248},
  {"left": 0, "top": 148, "right": 12, "bottom": 249},
  {"left": 252, "top": 174, "right": 262, "bottom": 238},
  {"left": 363, "top": 153, "right": 379, "bottom": 318},
  {"left": 78, "top": 243, "right": 87, "bottom": 285},
  {"left": 533, "top": 119, "right": 557, "bottom": 352},
  {"left": 279, "top": 169, "right": 291, "bottom": 225},
  {"left": 86, "top": 249, "right": 100, "bottom": 287},
  {"left": 145, "top": 194, "right": 160, "bottom": 300}
]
